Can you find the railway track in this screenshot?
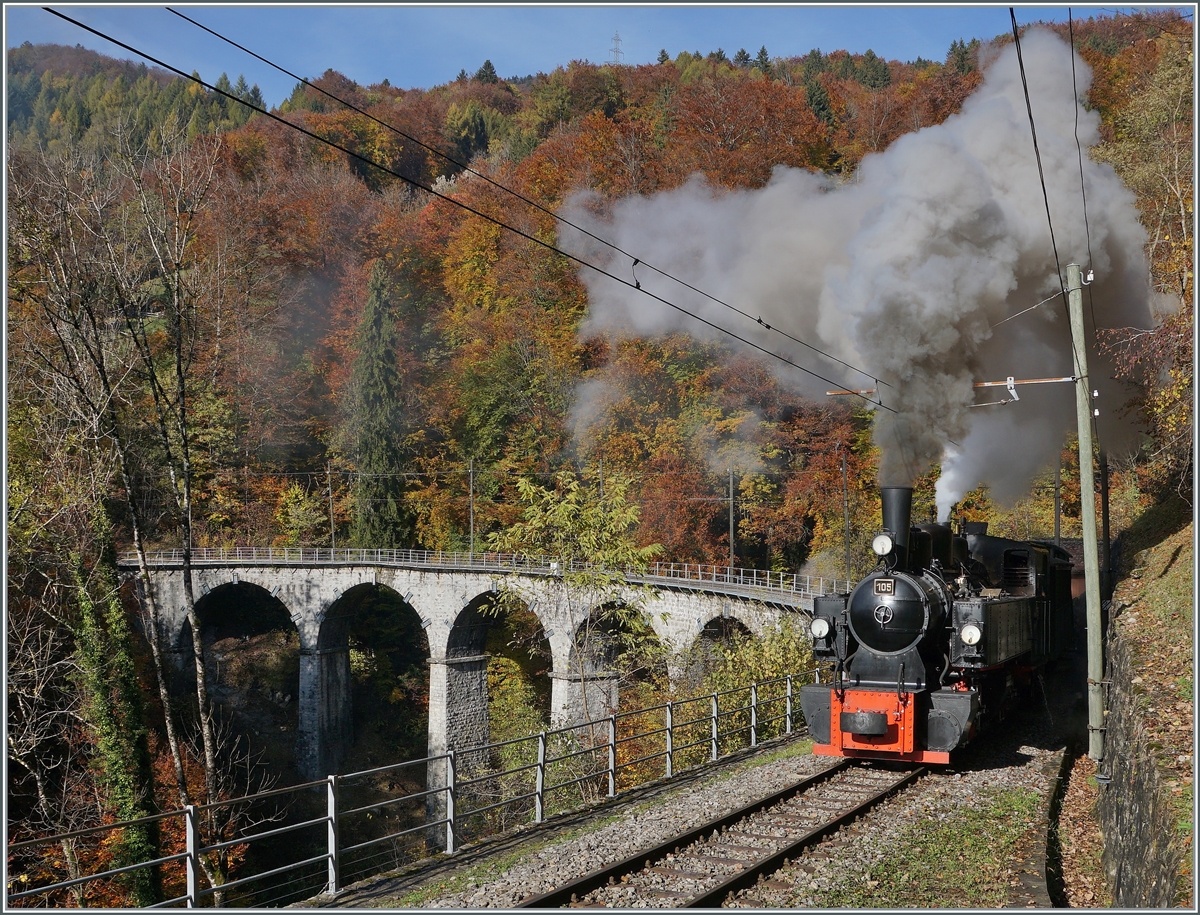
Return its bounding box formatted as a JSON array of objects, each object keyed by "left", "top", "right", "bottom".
[{"left": 516, "top": 760, "right": 924, "bottom": 908}]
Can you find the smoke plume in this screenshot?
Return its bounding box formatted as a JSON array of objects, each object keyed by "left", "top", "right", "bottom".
[{"left": 560, "top": 29, "right": 1155, "bottom": 520}]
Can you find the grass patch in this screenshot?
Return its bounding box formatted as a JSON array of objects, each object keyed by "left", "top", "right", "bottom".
[
  {"left": 820, "top": 787, "right": 1042, "bottom": 908},
  {"left": 1175, "top": 676, "right": 1192, "bottom": 703}
]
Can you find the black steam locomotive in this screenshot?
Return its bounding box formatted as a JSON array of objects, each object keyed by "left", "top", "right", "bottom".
[{"left": 800, "top": 486, "right": 1074, "bottom": 763}]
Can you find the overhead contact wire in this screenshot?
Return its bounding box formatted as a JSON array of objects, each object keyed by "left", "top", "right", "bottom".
[
  {"left": 165, "top": 6, "right": 890, "bottom": 390},
  {"left": 44, "top": 6, "right": 898, "bottom": 414},
  {"left": 1009, "top": 9, "right": 1069, "bottom": 306},
  {"left": 1067, "top": 9, "right": 1101, "bottom": 337},
  {"left": 1068, "top": 8, "right": 1103, "bottom": 445},
  {"left": 1009, "top": 8, "right": 1091, "bottom": 384}
]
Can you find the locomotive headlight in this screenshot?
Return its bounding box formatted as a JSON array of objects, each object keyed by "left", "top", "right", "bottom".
[
  {"left": 871, "top": 533, "right": 894, "bottom": 556},
  {"left": 810, "top": 617, "right": 831, "bottom": 639},
  {"left": 960, "top": 624, "right": 982, "bottom": 646}
]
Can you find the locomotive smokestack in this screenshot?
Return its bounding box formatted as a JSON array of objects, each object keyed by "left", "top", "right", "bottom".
[{"left": 881, "top": 486, "right": 913, "bottom": 554}]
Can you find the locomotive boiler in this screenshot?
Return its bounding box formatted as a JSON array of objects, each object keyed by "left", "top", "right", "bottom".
[{"left": 800, "top": 486, "right": 1074, "bottom": 763}]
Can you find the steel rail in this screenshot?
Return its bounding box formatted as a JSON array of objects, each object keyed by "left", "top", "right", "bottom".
[
  {"left": 682, "top": 766, "right": 927, "bottom": 907},
  {"left": 515, "top": 760, "right": 851, "bottom": 908}
]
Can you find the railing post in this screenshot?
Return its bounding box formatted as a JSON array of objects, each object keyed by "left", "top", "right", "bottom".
[
  {"left": 445, "top": 751, "right": 456, "bottom": 854},
  {"left": 535, "top": 732, "right": 546, "bottom": 824},
  {"left": 184, "top": 804, "right": 199, "bottom": 908},
  {"left": 607, "top": 715, "right": 617, "bottom": 798},
  {"left": 786, "top": 675, "right": 794, "bottom": 734},
  {"left": 326, "top": 774, "right": 340, "bottom": 895},
  {"left": 710, "top": 694, "right": 719, "bottom": 761},
  {"left": 750, "top": 683, "right": 758, "bottom": 747},
  {"left": 665, "top": 702, "right": 674, "bottom": 779}
]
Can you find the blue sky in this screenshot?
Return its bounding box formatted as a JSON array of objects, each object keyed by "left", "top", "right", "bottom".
[{"left": 6, "top": 5, "right": 1188, "bottom": 107}]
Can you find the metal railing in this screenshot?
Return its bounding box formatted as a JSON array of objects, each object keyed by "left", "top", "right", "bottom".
[
  {"left": 6, "top": 671, "right": 816, "bottom": 909},
  {"left": 116, "top": 548, "right": 851, "bottom": 600}
]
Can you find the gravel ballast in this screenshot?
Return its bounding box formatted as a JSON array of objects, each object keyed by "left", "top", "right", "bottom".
[{"left": 306, "top": 655, "right": 1081, "bottom": 909}]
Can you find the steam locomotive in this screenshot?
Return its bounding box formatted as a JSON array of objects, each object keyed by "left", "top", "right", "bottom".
[{"left": 800, "top": 486, "right": 1074, "bottom": 764}]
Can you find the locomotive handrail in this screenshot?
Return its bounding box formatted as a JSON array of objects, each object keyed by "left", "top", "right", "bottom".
[{"left": 116, "top": 547, "right": 852, "bottom": 598}]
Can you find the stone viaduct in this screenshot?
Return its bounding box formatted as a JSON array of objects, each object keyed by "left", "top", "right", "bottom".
[{"left": 120, "top": 548, "right": 848, "bottom": 780}]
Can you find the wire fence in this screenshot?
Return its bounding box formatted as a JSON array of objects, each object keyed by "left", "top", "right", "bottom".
[
  {"left": 116, "top": 548, "right": 852, "bottom": 600},
  {"left": 6, "top": 671, "right": 817, "bottom": 908}
]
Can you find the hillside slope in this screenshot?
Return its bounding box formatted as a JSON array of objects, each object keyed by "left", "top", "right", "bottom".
[{"left": 1101, "top": 499, "right": 1193, "bottom": 906}]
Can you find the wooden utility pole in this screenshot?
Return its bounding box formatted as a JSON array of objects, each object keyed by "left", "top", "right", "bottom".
[
  {"left": 1054, "top": 458, "right": 1061, "bottom": 547},
  {"left": 841, "top": 451, "right": 852, "bottom": 581},
  {"left": 327, "top": 461, "right": 336, "bottom": 550},
  {"left": 1068, "top": 263, "right": 1105, "bottom": 763},
  {"left": 728, "top": 465, "right": 735, "bottom": 569}
]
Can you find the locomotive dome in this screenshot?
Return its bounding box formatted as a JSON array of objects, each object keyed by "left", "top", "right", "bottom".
[{"left": 848, "top": 571, "right": 933, "bottom": 655}]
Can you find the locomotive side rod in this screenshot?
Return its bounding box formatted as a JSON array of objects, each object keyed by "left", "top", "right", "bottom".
[{"left": 515, "top": 759, "right": 851, "bottom": 908}]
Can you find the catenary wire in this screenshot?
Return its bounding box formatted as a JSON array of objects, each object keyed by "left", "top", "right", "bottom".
[
  {"left": 1070, "top": 9, "right": 1099, "bottom": 331},
  {"left": 1008, "top": 9, "right": 1070, "bottom": 310},
  {"left": 990, "top": 290, "right": 1065, "bottom": 328},
  {"left": 1009, "top": 9, "right": 1092, "bottom": 387},
  {"left": 43, "top": 7, "right": 898, "bottom": 415},
  {"left": 164, "top": 6, "right": 891, "bottom": 392},
  {"left": 1068, "top": 9, "right": 1104, "bottom": 447}
]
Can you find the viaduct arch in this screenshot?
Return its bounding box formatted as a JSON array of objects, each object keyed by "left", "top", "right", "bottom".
[{"left": 125, "top": 550, "right": 842, "bottom": 779}]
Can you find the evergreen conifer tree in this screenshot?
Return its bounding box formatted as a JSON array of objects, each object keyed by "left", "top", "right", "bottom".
[
  {"left": 474, "top": 59, "right": 499, "bottom": 83},
  {"left": 806, "top": 78, "right": 834, "bottom": 125},
  {"left": 657, "top": 49, "right": 670, "bottom": 64},
  {"left": 755, "top": 46, "right": 772, "bottom": 74},
  {"left": 858, "top": 49, "right": 891, "bottom": 88},
  {"left": 349, "top": 262, "right": 415, "bottom": 548}
]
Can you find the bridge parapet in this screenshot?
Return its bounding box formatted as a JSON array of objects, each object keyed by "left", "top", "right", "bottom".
[
  {"left": 122, "top": 548, "right": 848, "bottom": 778},
  {"left": 118, "top": 548, "right": 851, "bottom": 604}
]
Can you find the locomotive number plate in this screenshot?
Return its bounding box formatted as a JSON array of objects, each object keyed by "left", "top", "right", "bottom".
[{"left": 874, "top": 578, "right": 895, "bottom": 596}]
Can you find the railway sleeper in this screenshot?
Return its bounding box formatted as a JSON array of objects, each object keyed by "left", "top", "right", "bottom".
[
  {"left": 648, "top": 866, "right": 710, "bottom": 880},
  {"left": 706, "top": 841, "right": 765, "bottom": 855},
  {"left": 679, "top": 854, "right": 747, "bottom": 868}
]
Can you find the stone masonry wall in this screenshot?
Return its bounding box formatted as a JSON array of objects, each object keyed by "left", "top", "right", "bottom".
[
  {"left": 445, "top": 657, "right": 491, "bottom": 773},
  {"left": 1096, "top": 628, "right": 1188, "bottom": 906}
]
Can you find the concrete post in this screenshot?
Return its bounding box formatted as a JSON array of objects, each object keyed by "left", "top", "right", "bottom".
[{"left": 1068, "top": 263, "right": 1105, "bottom": 762}]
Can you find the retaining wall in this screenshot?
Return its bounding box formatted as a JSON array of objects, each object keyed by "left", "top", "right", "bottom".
[{"left": 1096, "top": 625, "right": 1190, "bottom": 907}]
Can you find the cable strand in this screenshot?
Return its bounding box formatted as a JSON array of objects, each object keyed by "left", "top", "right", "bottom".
[
  {"left": 164, "top": 6, "right": 889, "bottom": 389},
  {"left": 43, "top": 6, "right": 897, "bottom": 414}
]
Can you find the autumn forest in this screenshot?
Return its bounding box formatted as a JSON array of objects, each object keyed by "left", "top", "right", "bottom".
[{"left": 6, "top": 8, "right": 1193, "bottom": 906}]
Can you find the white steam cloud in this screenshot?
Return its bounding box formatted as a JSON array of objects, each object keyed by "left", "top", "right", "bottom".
[{"left": 560, "top": 30, "right": 1155, "bottom": 520}]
